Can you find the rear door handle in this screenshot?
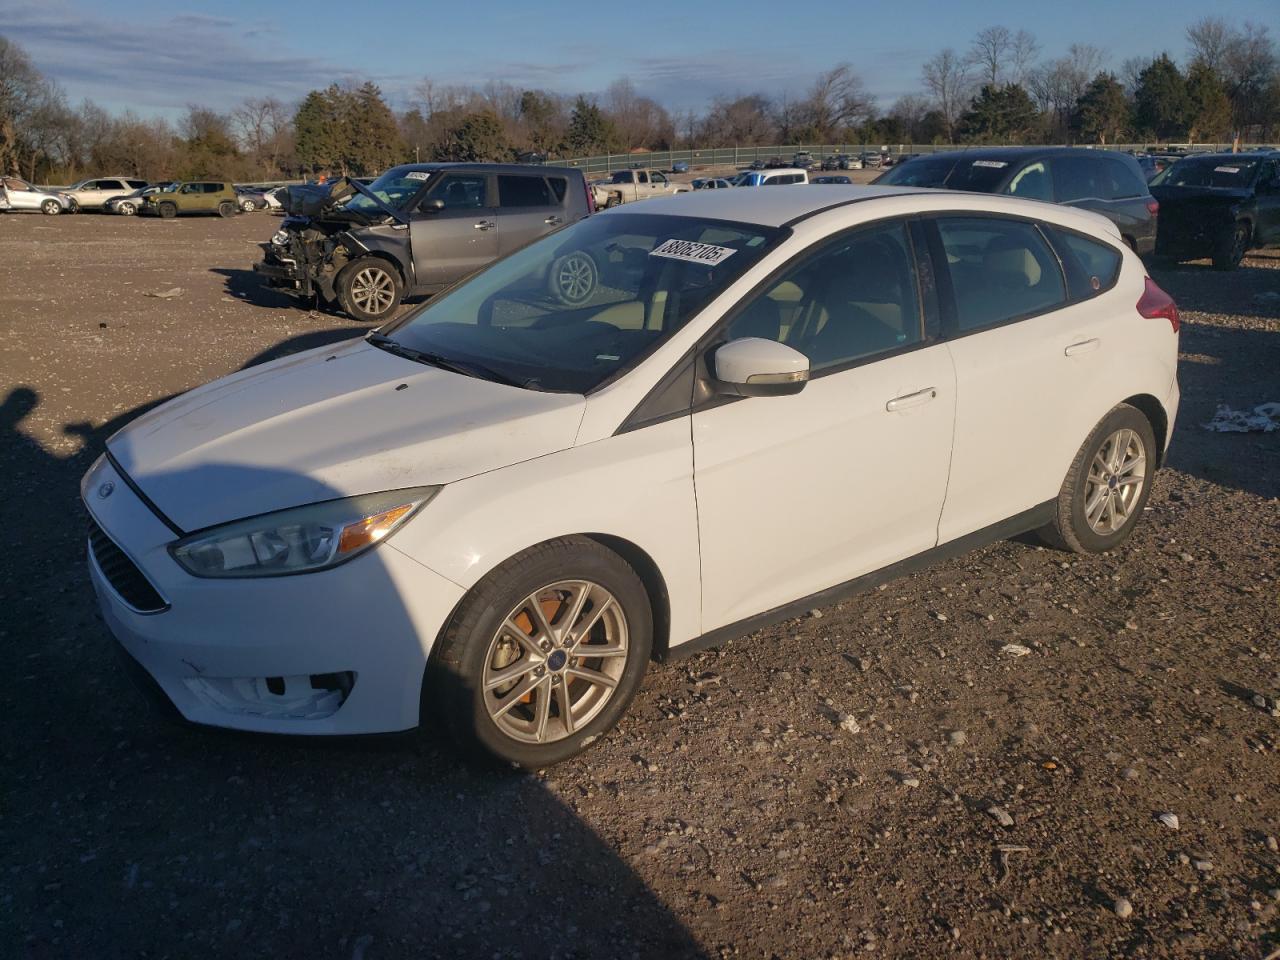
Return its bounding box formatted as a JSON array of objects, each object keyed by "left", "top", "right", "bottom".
[
  {"left": 474, "top": 220, "right": 495, "bottom": 231},
  {"left": 885, "top": 387, "right": 937, "bottom": 412},
  {"left": 1064, "top": 338, "right": 1100, "bottom": 357},
  {"left": 544, "top": 216, "right": 562, "bottom": 225}
]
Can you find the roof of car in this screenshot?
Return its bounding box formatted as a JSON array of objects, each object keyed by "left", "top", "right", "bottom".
[
  {"left": 913, "top": 146, "right": 1138, "bottom": 163},
  {"left": 601, "top": 184, "right": 1121, "bottom": 238}
]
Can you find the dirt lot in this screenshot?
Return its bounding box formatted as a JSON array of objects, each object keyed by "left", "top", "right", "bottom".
[{"left": 2, "top": 207, "right": 1278, "bottom": 960}]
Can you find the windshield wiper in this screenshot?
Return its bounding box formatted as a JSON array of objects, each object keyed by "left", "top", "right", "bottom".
[{"left": 367, "top": 333, "right": 536, "bottom": 390}]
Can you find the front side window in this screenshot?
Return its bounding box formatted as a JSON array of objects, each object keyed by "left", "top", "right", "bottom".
[
  {"left": 936, "top": 217, "right": 1066, "bottom": 332},
  {"left": 496, "top": 175, "right": 551, "bottom": 208},
  {"left": 346, "top": 171, "right": 433, "bottom": 213},
  {"left": 1005, "top": 161, "right": 1052, "bottom": 201},
  {"left": 725, "top": 220, "right": 922, "bottom": 372},
  {"left": 381, "top": 213, "right": 780, "bottom": 393},
  {"left": 430, "top": 174, "right": 487, "bottom": 209}
]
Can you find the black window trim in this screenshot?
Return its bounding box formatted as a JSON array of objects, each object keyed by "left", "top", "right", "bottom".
[
  {"left": 1039, "top": 221, "right": 1125, "bottom": 306},
  {"left": 617, "top": 213, "right": 937, "bottom": 434},
  {"left": 922, "top": 210, "right": 1075, "bottom": 342}
]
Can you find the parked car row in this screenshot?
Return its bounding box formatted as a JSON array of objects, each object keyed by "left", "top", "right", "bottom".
[{"left": 0, "top": 175, "right": 286, "bottom": 217}]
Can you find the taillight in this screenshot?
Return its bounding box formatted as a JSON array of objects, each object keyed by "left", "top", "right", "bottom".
[
  {"left": 1137, "top": 276, "right": 1179, "bottom": 333},
  {"left": 1146, "top": 198, "right": 1159, "bottom": 216},
  {"left": 584, "top": 175, "right": 595, "bottom": 215}
]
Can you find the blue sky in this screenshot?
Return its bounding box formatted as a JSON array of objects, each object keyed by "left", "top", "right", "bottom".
[{"left": 5, "top": 0, "right": 1276, "bottom": 118}]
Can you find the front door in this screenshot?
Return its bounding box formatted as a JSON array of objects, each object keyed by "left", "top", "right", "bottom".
[
  {"left": 410, "top": 172, "right": 497, "bottom": 288},
  {"left": 4, "top": 178, "right": 39, "bottom": 210},
  {"left": 693, "top": 219, "right": 956, "bottom": 631}
]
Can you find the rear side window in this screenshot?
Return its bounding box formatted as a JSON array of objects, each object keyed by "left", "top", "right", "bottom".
[
  {"left": 1103, "top": 158, "right": 1145, "bottom": 199},
  {"left": 1046, "top": 226, "right": 1122, "bottom": 299},
  {"left": 878, "top": 156, "right": 955, "bottom": 187},
  {"left": 547, "top": 177, "right": 568, "bottom": 202},
  {"left": 1005, "top": 161, "right": 1052, "bottom": 201},
  {"left": 935, "top": 217, "right": 1067, "bottom": 332},
  {"left": 127, "top": 179, "right": 148, "bottom": 189},
  {"left": 498, "top": 175, "right": 552, "bottom": 208},
  {"left": 1053, "top": 157, "right": 1105, "bottom": 202}
]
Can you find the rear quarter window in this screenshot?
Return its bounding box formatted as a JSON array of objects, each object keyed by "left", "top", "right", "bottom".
[
  {"left": 547, "top": 177, "right": 568, "bottom": 202},
  {"left": 1046, "top": 226, "right": 1122, "bottom": 300},
  {"left": 498, "top": 175, "right": 553, "bottom": 207}
]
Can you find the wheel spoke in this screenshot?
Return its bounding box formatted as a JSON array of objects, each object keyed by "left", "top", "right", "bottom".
[
  {"left": 1085, "top": 485, "right": 1109, "bottom": 523},
  {"left": 532, "top": 677, "right": 552, "bottom": 742},
  {"left": 490, "top": 674, "right": 542, "bottom": 719},
  {"left": 1110, "top": 490, "right": 1129, "bottom": 522},
  {"left": 569, "top": 596, "right": 613, "bottom": 648},
  {"left": 1115, "top": 473, "right": 1144, "bottom": 488},
  {"left": 557, "top": 675, "right": 575, "bottom": 736},
  {"left": 503, "top": 618, "right": 545, "bottom": 659},
  {"left": 484, "top": 660, "right": 533, "bottom": 691},
  {"left": 524, "top": 592, "right": 556, "bottom": 643},
  {"left": 560, "top": 582, "right": 591, "bottom": 642},
  {"left": 567, "top": 665, "right": 619, "bottom": 690}
]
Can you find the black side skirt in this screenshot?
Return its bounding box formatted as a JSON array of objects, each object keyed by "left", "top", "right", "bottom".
[{"left": 659, "top": 500, "right": 1055, "bottom": 662}]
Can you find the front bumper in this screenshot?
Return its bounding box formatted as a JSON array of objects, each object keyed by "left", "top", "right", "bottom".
[{"left": 83, "top": 456, "right": 465, "bottom": 735}]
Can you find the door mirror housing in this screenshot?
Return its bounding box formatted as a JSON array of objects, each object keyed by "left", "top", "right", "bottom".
[
  {"left": 713, "top": 337, "right": 810, "bottom": 397},
  {"left": 420, "top": 197, "right": 445, "bottom": 214}
]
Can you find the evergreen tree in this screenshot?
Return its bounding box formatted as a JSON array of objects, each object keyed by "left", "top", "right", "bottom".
[
  {"left": 1072, "top": 72, "right": 1131, "bottom": 143},
  {"left": 293, "top": 87, "right": 343, "bottom": 174},
  {"left": 433, "top": 111, "right": 511, "bottom": 162},
  {"left": 1184, "top": 61, "right": 1232, "bottom": 142},
  {"left": 956, "top": 83, "right": 1038, "bottom": 142},
  {"left": 1133, "top": 54, "right": 1189, "bottom": 140},
  {"left": 566, "top": 96, "right": 619, "bottom": 155},
  {"left": 346, "top": 82, "right": 404, "bottom": 175}
]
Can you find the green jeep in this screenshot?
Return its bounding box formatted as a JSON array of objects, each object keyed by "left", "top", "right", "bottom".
[{"left": 143, "top": 181, "right": 239, "bottom": 219}]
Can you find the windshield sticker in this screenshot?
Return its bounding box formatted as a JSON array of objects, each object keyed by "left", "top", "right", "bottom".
[
  {"left": 650, "top": 238, "right": 738, "bottom": 266},
  {"left": 405, "top": 171, "right": 431, "bottom": 180},
  {"left": 971, "top": 160, "right": 1008, "bottom": 168},
  {"left": 1213, "top": 165, "right": 1241, "bottom": 173}
]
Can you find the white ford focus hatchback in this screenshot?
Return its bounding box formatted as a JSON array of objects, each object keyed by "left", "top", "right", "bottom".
[{"left": 84, "top": 187, "right": 1181, "bottom": 766}]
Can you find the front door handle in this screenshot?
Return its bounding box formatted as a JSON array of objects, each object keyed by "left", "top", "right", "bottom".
[
  {"left": 885, "top": 387, "right": 937, "bottom": 412},
  {"left": 1064, "top": 338, "right": 1100, "bottom": 357},
  {"left": 544, "top": 216, "right": 562, "bottom": 225},
  {"left": 474, "top": 220, "right": 495, "bottom": 231}
]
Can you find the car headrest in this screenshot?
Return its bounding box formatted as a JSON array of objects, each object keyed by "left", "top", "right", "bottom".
[{"left": 983, "top": 238, "right": 1042, "bottom": 286}]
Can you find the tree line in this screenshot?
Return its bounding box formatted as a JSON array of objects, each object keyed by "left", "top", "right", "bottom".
[{"left": 1, "top": 17, "right": 1277, "bottom": 184}]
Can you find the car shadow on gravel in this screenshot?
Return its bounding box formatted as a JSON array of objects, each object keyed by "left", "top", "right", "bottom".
[
  {"left": 213, "top": 265, "right": 313, "bottom": 311},
  {"left": 3, "top": 382, "right": 710, "bottom": 959}
]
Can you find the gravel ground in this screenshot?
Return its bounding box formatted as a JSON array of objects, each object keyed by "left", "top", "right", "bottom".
[{"left": 2, "top": 208, "right": 1278, "bottom": 960}]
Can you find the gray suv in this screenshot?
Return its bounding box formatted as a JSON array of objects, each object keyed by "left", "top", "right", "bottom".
[
  {"left": 875, "top": 147, "right": 1158, "bottom": 255},
  {"left": 256, "top": 163, "right": 594, "bottom": 322}
]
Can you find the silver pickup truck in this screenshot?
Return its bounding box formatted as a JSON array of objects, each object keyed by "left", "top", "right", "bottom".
[{"left": 591, "top": 169, "right": 689, "bottom": 208}]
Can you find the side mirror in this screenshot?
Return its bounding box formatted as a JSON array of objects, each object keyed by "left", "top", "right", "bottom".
[
  {"left": 713, "top": 337, "right": 810, "bottom": 397},
  {"left": 420, "top": 198, "right": 445, "bottom": 214}
]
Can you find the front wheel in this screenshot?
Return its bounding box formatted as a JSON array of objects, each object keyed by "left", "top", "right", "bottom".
[
  {"left": 426, "top": 537, "right": 652, "bottom": 767},
  {"left": 157, "top": 201, "right": 177, "bottom": 219},
  {"left": 1212, "top": 222, "right": 1249, "bottom": 270},
  {"left": 41, "top": 199, "right": 62, "bottom": 215},
  {"left": 239, "top": 199, "right": 255, "bottom": 212},
  {"left": 66, "top": 198, "right": 79, "bottom": 214},
  {"left": 1041, "top": 403, "right": 1157, "bottom": 554},
  {"left": 336, "top": 258, "right": 402, "bottom": 323},
  {"left": 117, "top": 201, "right": 136, "bottom": 216},
  {"left": 217, "top": 200, "right": 236, "bottom": 218}
]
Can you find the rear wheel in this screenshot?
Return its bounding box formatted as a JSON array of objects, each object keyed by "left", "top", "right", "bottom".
[
  {"left": 117, "top": 201, "right": 136, "bottom": 216},
  {"left": 1041, "top": 403, "right": 1157, "bottom": 554},
  {"left": 157, "top": 201, "right": 177, "bottom": 219},
  {"left": 1212, "top": 221, "right": 1250, "bottom": 270},
  {"left": 217, "top": 200, "right": 236, "bottom": 218},
  {"left": 426, "top": 537, "right": 652, "bottom": 767},
  {"left": 40, "top": 199, "right": 61, "bottom": 215},
  {"left": 239, "top": 198, "right": 255, "bottom": 212},
  {"left": 336, "top": 258, "right": 402, "bottom": 323}
]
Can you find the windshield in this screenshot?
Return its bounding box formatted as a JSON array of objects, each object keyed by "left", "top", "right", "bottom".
[
  {"left": 877, "top": 156, "right": 956, "bottom": 187},
  {"left": 380, "top": 212, "right": 782, "bottom": 393},
  {"left": 344, "top": 171, "right": 431, "bottom": 212},
  {"left": 1151, "top": 157, "right": 1259, "bottom": 189}
]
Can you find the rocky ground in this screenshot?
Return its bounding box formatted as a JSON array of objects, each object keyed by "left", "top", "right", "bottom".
[{"left": 1, "top": 209, "right": 1277, "bottom": 960}]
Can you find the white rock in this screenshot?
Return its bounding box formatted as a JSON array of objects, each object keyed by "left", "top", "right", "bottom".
[
  {"left": 1001, "top": 644, "right": 1032, "bottom": 657},
  {"left": 987, "top": 806, "right": 1015, "bottom": 827},
  {"left": 839, "top": 714, "right": 862, "bottom": 735},
  {"left": 1114, "top": 897, "right": 1133, "bottom": 919},
  {"left": 1156, "top": 813, "right": 1180, "bottom": 831}
]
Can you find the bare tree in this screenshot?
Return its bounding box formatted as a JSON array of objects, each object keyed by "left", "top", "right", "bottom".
[
  {"left": 801, "top": 64, "right": 873, "bottom": 139},
  {"left": 922, "top": 49, "right": 971, "bottom": 141},
  {"left": 1119, "top": 56, "right": 1148, "bottom": 97},
  {"left": 1030, "top": 44, "right": 1108, "bottom": 141},
  {"left": 1010, "top": 30, "right": 1040, "bottom": 86},
  {"left": 968, "top": 26, "right": 1012, "bottom": 87},
  {"left": 1222, "top": 21, "right": 1278, "bottom": 132},
  {"left": 232, "top": 97, "right": 290, "bottom": 176},
  {"left": 889, "top": 94, "right": 931, "bottom": 142},
  {"left": 1186, "top": 16, "right": 1232, "bottom": 71}
]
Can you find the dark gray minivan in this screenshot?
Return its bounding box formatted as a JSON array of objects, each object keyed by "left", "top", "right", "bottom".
[
  {"left": 256, "top": 163, "right": 595, "bottom": 322},
  {"left": 875, "top": 147, "right": 1158, "bottom": 255}
]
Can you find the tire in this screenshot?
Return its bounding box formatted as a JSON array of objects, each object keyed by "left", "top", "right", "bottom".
[
  {"left": 217, "top": 200, "right": 236, "bottom": 218},
  {"left": 239, "top": 199, "right": 255, "bottom": 213},
  {"left": 1041, "top": 403, "right": 1157, "bottom": 554},
  {"left": 426, "top": 536, "right": 652, "bottom": 767},
  {"left": 117, "top": 201, "right": 136, "bottom": 216},
  {"left": 40, "top": 199, "right": 61, "bottom": 216},
  {"left": 157, "top": 202, "right": 177, "bottom": 219},
  {"left": 547, "top": 251, "right": 598, "bottom": 306},
  {"left": 336, "top": 258, "right": 402, "bottom": 323},
  {"left": 1212, "top": 221, "right": 1250, "bottom": 270},
  {"left": 66, "top": 197, "right": 79, "bottom": 214}
]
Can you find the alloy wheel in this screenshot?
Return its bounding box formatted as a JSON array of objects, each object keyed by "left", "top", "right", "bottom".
[
  {"left": 482, "top": 580, "right": 628, "bottom": 745},
  {"left": 554, "top": 254, "right": 595, "bottom": 304},
  {"left": 1084, "top": 428, "right": 1147, "bottom": 535},
  {"left": 350, "top": 267, "right": 396, "bottom": 315}
]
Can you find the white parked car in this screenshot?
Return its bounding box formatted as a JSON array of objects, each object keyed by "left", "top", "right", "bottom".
[
  {"left": 84, "top": 187, "right": 1180, "bottom": 767},
  {"left": 737, "top": 168, "right": 809, "bottom": 186},
  {"left": 0, "top": 176, "right": 73, "bottom": 214},
  {"left": 63, "top": 176, "right": 151, "bottom": 212}
]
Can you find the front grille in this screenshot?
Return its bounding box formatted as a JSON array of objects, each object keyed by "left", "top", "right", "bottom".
[{"left": 88, "top": 520, "right": 168, "bottom": 613}]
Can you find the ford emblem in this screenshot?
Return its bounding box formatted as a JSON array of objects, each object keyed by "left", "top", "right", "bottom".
[{"left": 97, "top": 481, "right": 115, "bottom": 500}]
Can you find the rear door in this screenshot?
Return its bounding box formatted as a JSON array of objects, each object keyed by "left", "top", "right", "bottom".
[
  {"left": 409, "top": 171, "right": 496, "bottom": 288},
  {"left": 1256, "top": 159, "right": 1280, "bottom": 243},
  {"left": 930, "top": 215, "right": 1119, "bottom": 543},
  {"left": 495, "top": 174, "right": 563, "bottom": 256}
]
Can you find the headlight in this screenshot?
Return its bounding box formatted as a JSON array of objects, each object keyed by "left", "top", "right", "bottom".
[
  {"left": 271, "top": 229, "right": 289, "bottom": 246},
  {"left": 170, "top": 487, "right": 438, "bottom": 578}
]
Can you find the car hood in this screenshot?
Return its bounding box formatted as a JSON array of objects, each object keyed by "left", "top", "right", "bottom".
[
  {"left": 279, "top": 177, "right": 406, "bottom": 225},
  {"left": 107, "top": 338, "right": 586, "bottom": 531}
]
